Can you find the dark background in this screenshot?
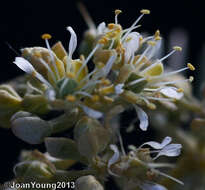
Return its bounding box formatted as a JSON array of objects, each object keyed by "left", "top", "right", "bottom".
[{"left": 0, "top": 0, "right": 205, "bottom": 183}]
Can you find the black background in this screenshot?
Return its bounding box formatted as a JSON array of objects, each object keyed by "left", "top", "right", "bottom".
[{"left": 0, "top": 0, "right": 204, "bottom": 183}]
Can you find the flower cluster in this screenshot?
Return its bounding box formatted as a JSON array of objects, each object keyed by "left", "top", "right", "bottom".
[
  {"left": 1, "top": 7, "right": 195, "bottom": 190},
  {"left": 13, "top": 9, "right": 194, "bottom": 132}
]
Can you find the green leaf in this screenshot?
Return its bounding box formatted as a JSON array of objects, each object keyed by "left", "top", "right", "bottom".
[
  {"left": 74, "top": 117, "right": 110, "bottom": 159},
  {"left": 45, "top": 137, "right": 86, "bottom": 163},
  {"left": 11, "top": 113, "right": 51, "bottom": 144}
]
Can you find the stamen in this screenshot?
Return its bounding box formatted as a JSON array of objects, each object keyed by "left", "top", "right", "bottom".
[
  {"left": 66, "top": 72, "right": 75, "bottom": 79},
  {"left": 98, "top": 85, "right": 115, "bottom": 95},
  {"left": 91, "top": 94, "right": 100, "bottom": 102},
  {"left": 122, "top": 25, "right": 141, "bottom": 33},
  {"left": 41, "top": 33, "right": 60, "bottom": 80},
  {"left": 146, "top": 96, "right": 174, "bottom": 102},
  {"left": 66, "top": 95, "right": 76, "bottom": 102},
  {"left": 187, "top": 63, "right": 195, "bottom": 71},
  {"left": 76, "top": 44, "right": 101, "bottom": 78},
  {"left": 150, "top": 63, "right": 195, "bottom": 80},
  {"left": 38, "top": 58, "right": 57, "bottom": 83},
  {"left": 159, "top": 46, "right": 182, "bottom": 62},
  {"left": 41, "top": 33, "right": 52, "bottom": 40},
  {"left": 115, "top": 9, "right": 122, "bottom": 24},
  {"left": 74, "top": 91, "right": 92, "bottom": 98},
  {"left": 177, "top": 88, "right": 184, "bottom": 93},
  {"left": 127, "top": 77, "right": 146, "bottom": 86},
  {"left": 122, "top": 9, "right": 150, "bottom": 41},
  {"left": 153, "top": 77, "right": 193, "bottom": 86},
  {"left": 140, "top": 9, "right": 150, "bottom": 14},
  {"left": 79, "top": 68, "right": 97, "bottom": 85},
  {"left": 147, "top": 40, "right": 156, "bottom": 46}
]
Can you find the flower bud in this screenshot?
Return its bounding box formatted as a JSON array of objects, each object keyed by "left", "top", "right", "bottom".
[
  {"left": 11, "top": 112, "right": 52, "bottom": 144},
  {"left": 21, "top": 47, "right": 65, "bottom": 84},
  {"left": 0, "top": 85, "right": 22, "bottom": 128},
  {"left": 74, "top": 117, "right": 110, "bottom": 159},
  {"left": 14, "top": 160, "right": 54, "bottom": 182},
  {"left": 22, "top": 94, "right": 49, "bottom": 114},
  {"left": 75, "top": 175, "right": 104, "bottom": 190}
]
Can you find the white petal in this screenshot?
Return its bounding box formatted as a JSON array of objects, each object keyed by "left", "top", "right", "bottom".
[
  {"left": 108, "top": 144, "right": 120, "bottom": 177},
  {"left": 67, "top": 26, "right": 77, "bottom": 58},
  {"left": 103, "top": 54, "right": 117, "bottom": 76},
  {"left": 14, "top": 57, "right": 35, "bottom": 74},
  {"left": 158, "top": 144, "right": 182, "bottom": 157},
  {"left": 161, "top": 136, "right": 172, "bottom": 147},
  {"left": 115, "top": 84, "right": 124, "bottom": 95},
  {"left": 14, "top": 57, "right": 52, "bottom": 88},
  {"left": 123, "top": 32, "right": 141, "bottom": 63},
  {"left": 97, "top": 22, "right": 106, "bottom": 35},
  {"left": 134, "top": 105, "right": 149, "bottom": 131},
  {"left": 160, "top": 87, "right": 183, "bottom": 100},
  {"left": 140, "top": 182, "right": 167, "bottom": 190},
  {"left": 141, "top": 136, "right": 172, "bottom": 150},
  {"left": 80, "top": 105, "right": 103, "bottom": 119}
]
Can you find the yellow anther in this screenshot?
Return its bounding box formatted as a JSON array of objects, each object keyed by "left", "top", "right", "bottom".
[
  {"left": 140, "top": 9, "right": 150, "bottom": 14},
  {"left": 177, "top": 88, "right": 184, "bottom": 93},
  {"left": 187, "top": 63, "right": 195, "bottom": 71},
  {"left": 189, "top": 76, "right": 194, "bottom": 82},
  {"left": 80, "top": 54, "right": 85, "bottom": 61},
  {"left": 125, "top": 37, "right": 132, "bottom": 42},
  {"left": 41, "top": 33, "right": 52, "bottom": 40},
  {"left": 155, "top": 36, "right": 161, "bottom": 41},
  {"left": 173, "top": 46, "right": 182, "bottom": 51},
  {"left": 115, "top": 9, "right": 122, "bottom": 15},
  {"left": 98, "top": 85, "right": 115, "bottom": 95},
  {"left": 91, "top": 95, "right": 100, "bottom": 102},
  {"left": 66, "top": 95, "right": 76, "bottom": 102},
  {"left": 147, "top": 103, "right": 156, "bottom": 110},
  {"left": 98, "top": 37, "right": 109, "bottom": 45},
  {"left": 33, "top": 51, "right": 42, "bottom": 58},
  {"left": 103, "top": 96, "right": 114, "bottom": 103},
  {"left": 139, "top": 36, "right": 143, "bottom": 44},
  {"left": 147, "top": 41, "right": 156, "bottom": 46},
  {"left": 101, "top": 78, "right": 111, "bottom": 85},
  {"left": 106, "top": 31, "right": 118, "bottom": 38},
  {"left": 66, "top": 72, "right": 75, "bottom": 78},
  {"left": 155, "top": 30, "right": 160, "bottom": 37},
  {"left": 108, "top": 23, "right": 116, "bottom": 29}
]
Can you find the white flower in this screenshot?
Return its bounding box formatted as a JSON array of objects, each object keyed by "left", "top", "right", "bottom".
[{"left": 140, "top": 136, "right": 182, "bottom": 159}]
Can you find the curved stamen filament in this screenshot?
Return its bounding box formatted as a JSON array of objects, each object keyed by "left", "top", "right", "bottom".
[
  {"left": 43, "top": 38, "right": 60, "bottom": 80},
  {"left": 38, "top": 58, "right": 57, "bottom": 84},
  {"left": 153, "top": 77, "right": 193, "bottom": 86}
]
